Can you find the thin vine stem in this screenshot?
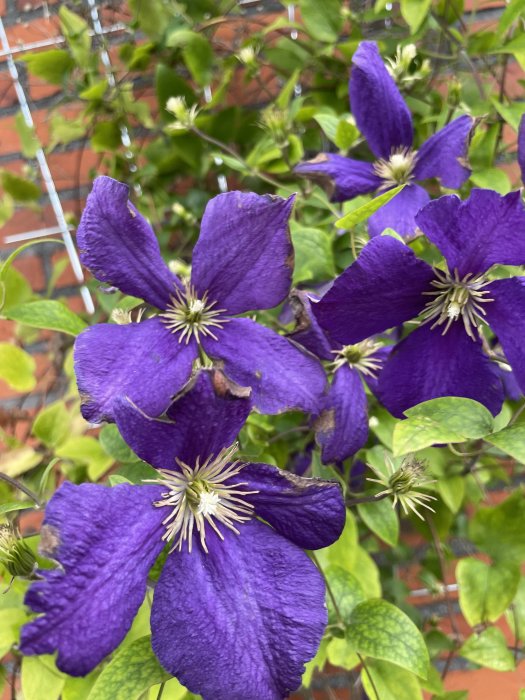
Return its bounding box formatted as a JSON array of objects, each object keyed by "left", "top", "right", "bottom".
[{"left": 0, "top": 473, "right": 41, "bottom": 507}]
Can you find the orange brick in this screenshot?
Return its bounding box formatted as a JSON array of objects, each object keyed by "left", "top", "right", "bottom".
[
  {"left": 445, "top": 662, "right": 525, "bottom": 696},
  {"left": 16, "top": 0, "right": 59, "bottom": 10},
  {"left": 0, "top": 72, "right": 18, "bottom": 110},
  {"left": 3, "top": 17, "right": 61, "bottom": 61},
  {"left": 50, "top": 248, "right": 82, "bottom": 289},
  {"left": 47, "top": 148, "right": 106, "bottom": 188},
  {"left": 27, "top": 75, "right": 63, "bottom": 102}
]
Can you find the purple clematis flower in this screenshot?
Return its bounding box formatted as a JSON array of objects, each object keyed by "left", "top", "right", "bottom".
[
  {"left": 74, "top": 176, "right": 326, "bottom": 423},
  {"left": 309, "top": 188, "right": 525, "bottom": 418},
  {"left": 289, "top": 290, "right": 389, "bottom": 464},
  {"left": 21, "top": 369, "right": 345, "bottom": 700},
  {"left": 519, "top": 114, "right": 525, "bottom": 184},
  {"left": 295, "top": 41, "right": 474, "bottom": 239}
]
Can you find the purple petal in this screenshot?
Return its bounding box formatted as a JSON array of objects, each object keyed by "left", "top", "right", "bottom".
[
  {"left": 485, "top": 278, "right": 525, "bottom": 396},
  {"left": 20, "top": 482, "right": 165, "bottom": 676},
  {"left": 202, "top": 318, "right": 326, "bottom": 414},
  {"left": 191, "top": 191, "right": 295, "bottom": 315},
  {"left": 288, "top": 289, "right": 333, "bottom": 360},
  {"left": 519, "top": 115, "right": 525, "bottom": 184},
  {"left": 74, "top": 318, "right": 196, "bottom": 423},
  {"left": 416, "top": 189, "right": 525, "bottom": 277},
  {"left": 314, "top": 364, "right": 368, "bottom": 464},
  {"left": 313, "top": 236, "right": 434, "bottom": 346},
  {"left": 350, "top": 41, "right": 413, "bottom": 159},
  {"left": 114, "top": 369, "right": 251, "bottom": 469},
  {"left": 377, "top": 324, "right": 504, "bottom": 418},
  {"left": 294, "top": 154, "right": 380, "bottom": 202},
  {"left": 151, "top": 520, "right": 327, "bottom": 700},
  {"left": 240, "top": 462, "right": 345, "bottom": 549},
  {"left": 77, "top": 177, "right": 180, "bottom": 309},
  {"left": 368, "top": 184, "right": 430, "bottom": 239},
  {"left": 413, "top": 115, "right": 474, "bottom": 188}
]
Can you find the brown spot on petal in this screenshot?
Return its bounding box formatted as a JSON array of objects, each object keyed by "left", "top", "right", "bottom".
[
  {"left": 211, "top": 368, "right": 251, "bottom": 400},
  {"left": 288, "top": 289, "right": 312, "bottom": 333},
  {"left": 313, "top": 409, "right": 335, "bottom": 435},
  {"left": 39, "top": 524, "right": 61, "bottom": 559}
]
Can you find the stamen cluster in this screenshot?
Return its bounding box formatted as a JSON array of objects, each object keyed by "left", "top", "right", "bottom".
[
  {"left": 148, "top": 444, "right": 257, "bottom": 554},
  {"left": 367, "top": 456, "right": 436, "bottom": 520},
  {"left": 373, "top": 147, "right": 418, "bottom": 189},
  {"left": 421, "top": 268, "right": 493, "bottom": 340},
  {"left": 330, "top": 339, "right": 384, "bottom": 377},
  {"left": 160, "top": 285, "right": 228, "bottom": 344}
]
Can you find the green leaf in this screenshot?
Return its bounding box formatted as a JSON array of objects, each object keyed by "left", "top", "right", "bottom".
[
  {"left": 32, "top": 401, "right": 72, "bottom": 448},
  {"left": 0, "top": 446, "right": 41, "bottom": 477},
  {"left": 469, "top": 490, "right": 525, "bottom": 563},
  {"left": 1, "top": 171, "right": 40, "bottom": 202},
  {"left": 15, "top": 112, "right": 40, "bottom": 158},
  {"left": 335, "top": 185, "right": 405, "bottom": 229},
  {"left": 166, "top": 30, "right": 213, "bottom": 87},
  {"left": 437, "top": 475, "right": 464, "bottom": 514},
  {"left": 22, "top": 49, "right": 75, "bottom": 84},
  {"left": 290, "top": 222, "right": 335, "bottom": 284},
  {"left": 325, "top": 566, "right": 366, "bottom": 623},
  {"left": 400, "top": 0, "right": 431, "bottom": 33},
  {"left": 361, "top": 659, "right": 423, "bottom": 700},
  {"left": 63, "top": 672, "right": 100, "bottom": 700},
  {"left": 457, "top": 558, "right": 520, "bottom": 626},
  {"left": 0, "top": 608, "right": 27, "bottom": 657},
  {"left": 79, "top": 79, "right": 109, "bottom": 101},
  {"left": 0, "top": 343, "right": 36, "bottom": 392},
  {"left": 470, "top": 168, "right": 511, "bottom": 194},
  {"left": 5, "top": 300, "right": 87, "bottom": 336},
  {"left": 460, "top": 627, "right": 515, "bottom": 671},
  {"left": 155, "top": 64, "right": 195, "bottom": 120},
  {"left": 491, "top": 98, "right": 525, "bottom": 132},
  {"left": 91, "top": 121, "right": 122, "bottom": 152},
  {"left": 48, "top": 112, "right": 86, "bottom": 150},
  {"left": 351, "top": 546, "right": 382, "bottom": 598},
  {"left": 326, "top": 635, "right": 360, "bottom": 671},
  {"left": 485, "top": 423, "right": 525, "bottom": 464},
  {"left": 88, "top": 636, "right": 170, "bottom": 700},
  {"left": 392, "top": 397, "right": 494, "bottom": 456},
  {"left": 21, "top": 655, "right": 66, "bottom": 700},
  {"left": 335, "top": 119, "right": 358, "bottom": 151},
  {"left": 56, "top": 436, "right": 114, "bottom": 481},
  {"left": 316, "top": 509, "right": 358, "bottom": 573},
  {"left": 498, "top": 0, "right": 525, "bottom": 36},
  {"left": 59, "top": 5, "right": 91, "bottom": 66},
  {"left": 357, "top": 498, "right": 399, "bottom": 546},
  {"left": 0, "top": 501, "right": 33, "bottom": 515},
  {"left": 0, "top": 266, "right": 32, "bottom": 312},
  {"left": 505, "top": 575, "right": 525, "bottom": 641},
  {"left": 346, "top": 599, "right": 429, "bottom": 678},
  {"left": 297, "top": 0, "right": 344, "bottom": 42},
  {"left": 99, "top": 424, "right": 141, "bottom": 463}
]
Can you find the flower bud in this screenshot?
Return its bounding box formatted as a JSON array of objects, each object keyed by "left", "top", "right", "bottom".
[
  {"left": 166, "top": 97, "right": 199, "bottom": 132},
  {"left": 0, "top": 524, "right": 36, "bottom": 579}
]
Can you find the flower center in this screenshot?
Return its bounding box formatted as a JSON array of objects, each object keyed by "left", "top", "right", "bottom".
[
  {"left": 373, "top": 147, "right": 417, "bottom": 189},
  {"left": 420, "top": 268, "right": 493, "bottom": 340},
  {"left": 330, "top": 339, "right": 384, "bottom": 378},
  {"left": 147, "top": 444, "right": 258, "bottom": 554},
  {"left": 160, "top": 284, "right": 228, "bottom": 344}
]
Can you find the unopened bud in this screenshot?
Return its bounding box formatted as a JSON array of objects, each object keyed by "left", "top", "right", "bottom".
[
  {"left": 166, "top": 97, "right": 199, "bottom": 132},
  {"left": 0, "top": 524, "right": 36, "bottom": 578},
  {"left": 237, "top": 46, "right": 256, "bottom": 65}
]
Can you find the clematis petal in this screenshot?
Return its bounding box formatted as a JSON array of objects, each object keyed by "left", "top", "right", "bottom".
[
  {"left": 151, "top": 520, "right": 327, "bottom": 700},
  {"left": 202, "top": 318, "right": 326, "bottom": 414},
  {"left": 191, "top": 191, "right": 295, "bottom": 315},
  {"left": 239, "top": 462, "right": 345, "bottom": 549},
  {"left": 377, "top": 323, "right": 503, "bottom": 418},
  {"left": 74, "top": 317, "right": 197, "bottom": 423},
  {"left": 413, "top": 115, "right": 474, "bottom": 188},
  {"left": 288, "top": 289, "right": 333, "bottom": 360},
  {"left": 485, "top": 278, "right": 525, "bottom": 395},
  {"left": 368, "top": 184, "right": 430, "bottom": 239},
  {"left": 20, "top": 482, "right": 166, "bottom": 676},
  {"left": 77, "top": 177, "right": 180, "bottom": 309},
  {"left": 114, "top": 369, "right": 251, "bottom": 470},
  {"left": 519, "top": 115, "right": 525, "bottom": 183},
  {"left": 416, "top": 189, "right": 525, "bottom": 277},
  {"left": 350, "top": 41, "right": 413, "bottom": 159},
  {"left": 314, "top": 364, "right": 369, "bottom": 464},
  {"left": 294, "top": 154, "right": 380, "bottom": 202},
  {"left": 313, "top": 236, "right": 434, "bottom": 346}
]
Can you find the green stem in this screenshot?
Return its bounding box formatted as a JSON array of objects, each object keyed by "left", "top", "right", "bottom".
[
  {"left": 357, "top": 653, "right": 379, "bottom": 700},
  {"left": 346, "top": 492, "right": 389, "bottom": 507},
  {"left": 0, "top": 473, "right": 41, "bottom": 507}
]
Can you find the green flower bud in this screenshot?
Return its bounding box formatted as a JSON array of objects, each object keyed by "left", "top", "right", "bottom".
[{"left": 0, "top": 524, "right": 36, "bottom": 578}]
